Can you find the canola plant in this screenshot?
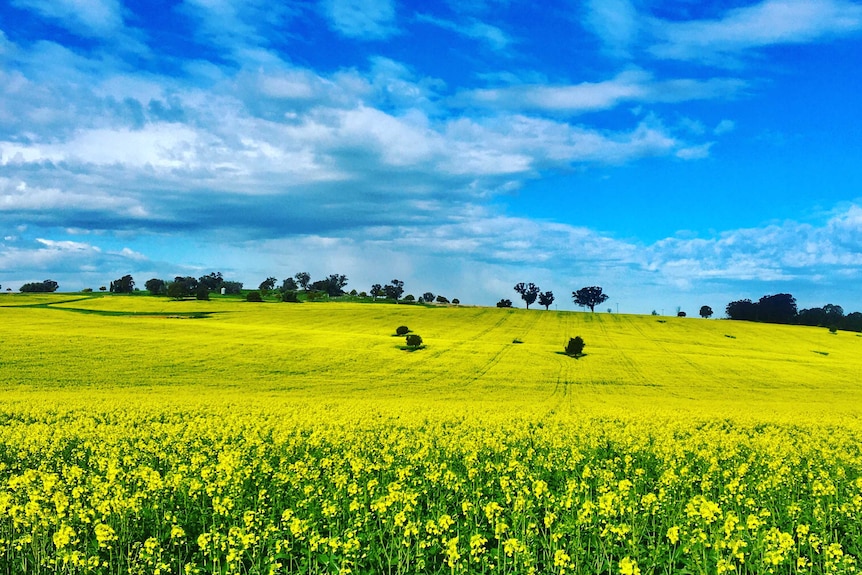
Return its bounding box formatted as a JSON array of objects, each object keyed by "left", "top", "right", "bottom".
[{"left": 0, "top": 295, "right": 861, "bottom": 574}]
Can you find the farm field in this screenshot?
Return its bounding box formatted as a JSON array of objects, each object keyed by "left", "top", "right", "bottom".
[{"left": 1, "top": 294, "right": 862, "bottom": 574}]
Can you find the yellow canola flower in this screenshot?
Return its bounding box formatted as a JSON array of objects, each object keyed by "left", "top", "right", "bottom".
[{"left": 618, "top": 556, "right": 641, "bottom": 575}]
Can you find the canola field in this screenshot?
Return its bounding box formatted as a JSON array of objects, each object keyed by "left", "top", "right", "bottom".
[{"left": 1, "top": 294, "right": 862, "bottom": 574}]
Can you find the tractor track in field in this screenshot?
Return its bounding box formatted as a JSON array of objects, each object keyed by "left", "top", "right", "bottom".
[
  {"left": 625, "top": 316, "right": 706, "bottom": 381},
  {"left": 401, "top": 309, "right": 547, "bottom": 391}
]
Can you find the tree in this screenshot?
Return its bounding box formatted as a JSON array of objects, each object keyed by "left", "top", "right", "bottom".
[
  {"left": 294, "top": 272, "right": 311, "bottom": 291},
  {"left": 166, "top": 276, "right": 198, "bottom": 300},
  {"left": 496, "top": 298, "right": 513, "bottom": 308},
  {"left": 198, "top": 272, "right": 224, "bottom": 292},
  {"left": 823, "top": 303, "right": 844, "bottom": 327},
  {"left": 384, "top": 279, "right": 404, "bottom": 302},
  {"left": 281, "top": 277, "right": 298, "bottom": 291},
  {"left": 757, "top": 293, "right": 797, "bottom": 324},
  {"left": 565, "top": 336, "right": 585, "bottom": 357},
  {"left": 513, "top": 282, "right": 540, "bottom": 309},
  {"left": 110, "top": 275, "right": 135, "bottom": 293},
  {"left": 405, "top": 334, "right": 423, "bottom": 349},
  {"left": 421, "top": 292, "right": 435, "bottom": 303},
  {"left": 310, "top": 274, "right": 348, "bottom": 297},
  {"left": 222, "top": 281, "right": 243, "bottom": 295},
  {"left": 166, "top": 281, "right": 186, "bottom": 300},
  {"left": 572, "top": 286, "right": 608, "bottom": 312},
  {"left": 842, "top": 312, "right": 862, "bottom": 332},
  {"left": 436, "top": 295, "right": 449, "bottom": 304},
  {"left": 726, "top": 299, "right": 757, "bottom": 321},
  {"left": 677, "top": 311, "right": 687, "bottom": 317},
  {"left": 452, "top": 298, "right": 460, "bottom": 305},
  {"left": 538, "top": 291, "right": 555, "bottom": 311},
  {"left": 145, "top": 278, "right": 166, "bottom": 295},
  {"left": 798, "top": 307, "right": 826, "bottom": 326},
  {"left": 699, "top": 305, "right": 713, "bottom": 319},
  {"left": 20, "top": 279, "right": 59, "bottom": 292},
  {"left": 370, "top": 284, "right": 383, "bottom": 299},
  {"left": 259, "top": 277, "right": 277, "bottom": 294}
]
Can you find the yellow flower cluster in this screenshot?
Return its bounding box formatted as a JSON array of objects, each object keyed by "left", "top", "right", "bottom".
[{"left": 0, "top": 395, "right": 860, "bottom": 574}]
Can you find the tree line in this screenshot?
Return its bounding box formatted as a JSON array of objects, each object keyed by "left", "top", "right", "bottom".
[
  {"left": 726, "top": 293, "right": 862, "bottom": 332},
  {"left": 497, "top": 284, "right": 610, "bottom": 312},
  {"left": 83, "top": 272, "right": 462, "bottom": 305}
]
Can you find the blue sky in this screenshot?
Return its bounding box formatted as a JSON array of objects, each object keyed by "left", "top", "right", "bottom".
[{"left": 1, "top": 0, "right": 861, "bottom": 314}]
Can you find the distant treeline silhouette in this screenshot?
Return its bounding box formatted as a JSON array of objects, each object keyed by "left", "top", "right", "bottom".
[{"left": 726, "top": 293, "right": 862, "bottom": 332}]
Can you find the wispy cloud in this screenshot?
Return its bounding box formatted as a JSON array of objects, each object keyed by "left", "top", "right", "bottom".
[
  {"left": 649, "top": 0, "right": 862, "bottom": 63},
  {"left": 321, "top": 0, "right": 398, "bottom": 40},
  {"left": 453, "top": 69, "right": 745, "bottom": 114},
  {"left": 415, "top": 13, "right": 512, "bottom": 52},
  {"left": 11, "top": 0, "right": 125, "bottom": 38},
  {"left": 583, "top": 0, "right": 639, "bottom": 58}
]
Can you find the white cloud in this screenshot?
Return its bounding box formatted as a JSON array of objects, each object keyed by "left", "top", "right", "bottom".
[
  {"left": 12, "top": 0, "right": 125, "bottom": 38},
  {"left": 321, "top": 0, "right": 398, "bottom": 39},
  {"left": 415, "top": 13, "right": 512, "bottom": 52},
  {"left": 714, "top": 119, "right": 736, "bottom": 135},
  {"left": 583, "top": 0, "right": 639, "bottom": 57},
  {"left": 454, "top": 70, "right": 745, "bottom": 114},
  {"left": 649, "top": 0, "right": 862, "bottom": 62}
]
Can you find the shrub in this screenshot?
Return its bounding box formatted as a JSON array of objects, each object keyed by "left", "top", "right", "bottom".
[
  {"left": 282, "top": 290, "right": 299, "bottom": 303},
  {"left": 196, "top": 286, "right": 210, "bottom": 300},
  {"left": 404, "top": 294, "right": 415, "bottom": 302},
  {"left": 497, "top": 299, "right": 513, "bottom": 308},
  {"left": 565, "top": 336, "right": 585, "bottom": 357},
  {"left": 452, "top": 298, "right": 460, "bottom": 305},
  {"left": 406, "top": 334, "right": 423, "bottom": 348},
  {"left": 396, "top": 326, "right": 410, "bottom": 336},
  {"left": 82, "top": 288, "right": 93, "bottom": 293},
  {"left": 246, "top": 291, "right": 263, "bottom": 302},
  {"left": 436, "top": 295, "right": 449, "bottom": 304}
]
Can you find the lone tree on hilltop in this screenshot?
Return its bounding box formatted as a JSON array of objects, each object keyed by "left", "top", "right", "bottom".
[
  {"left": 538, "top": 290, "right": 555, "bottom": 311},
  {"left": 514, "top": 282, "right": 540, "bottom": 309},
  {"left": 572, "top": 286, "right": 608, "bottom": 312},
  {"left": 699, "top": 305, "right": 714, "bottom": 319},
  {"left": 496, "top": 298, "right": 513, "bottom": 308}
]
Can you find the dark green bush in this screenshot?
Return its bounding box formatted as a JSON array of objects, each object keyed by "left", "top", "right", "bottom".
[
  {"left": 282, "top": 291, "right": 299, "bottom": 303},
  {"left": 406, "top": 334, "right": 423, "bottom": 348},
  {"left": 246, "top": 291, "right": 263, "bottom": 302},
  {"left": 565, "top": 336, "right": 585, "bottom": 357},
  {"left": 396, "top": 326, "right": 410, "bottom": 336}
]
